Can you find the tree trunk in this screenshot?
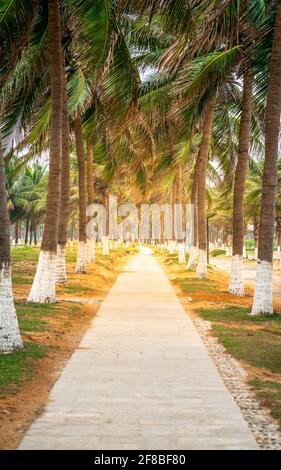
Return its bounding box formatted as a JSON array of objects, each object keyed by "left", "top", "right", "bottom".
[
  {"left": 102, "top": 190, "right": 110, "bottom": 256},
  {"left": 25, "top": 219, "right": 29, "bottom": 245},
  {"left": 14, "top": 220, "right": 19, "bottom": 245},
  {"left": 0, "top": 140, "right": 22, "bottom": 352},
  {"left": 74, "top": 117, "right": 87, "bottom": 273},
  {"left": 174, "top": 166, "right": 185, "bottom": 263},
  {"left": 196, "top": 98, "right": 216, "bottom": 278},
  {"left": 229, "top": 69, "right": 252, "bottom": 296},
  {"left": 57, "top": 65, "right": 70, "bottom": 283},
  {"left": 187, "top": 153, "right": 199, "bottom": 270},
  {"left": 28, "top": 0, "right": 63, "bottom": 303},
  {"left": 252, "top": 2, "right": 281, "bottom": 315},
  {"left": 86, "top": 138, "right": 95, "bottom": 262},
  {"left": 34, "top": 225, "right": 37, "bottom": 246},
  {"left": 29, "top": 224, "right": 33, "bottom": 245}
]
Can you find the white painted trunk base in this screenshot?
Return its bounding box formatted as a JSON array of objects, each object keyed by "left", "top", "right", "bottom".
[
  {"left": 75, "top": 241, "right": 87, "bottom": 273},
  {"left": 102, "top": 236, "right": 110, "bottom": 256},
  {"left": 87, "top": 239, "right": 95, "bottom": 263},
  {"left": 279, "top": 249, "right": 281, "bottom": 270},
  {"left": 56, "top": 244, "right": 67, "bottom": 284},
  {"left": 167, "top": 240, "right": 176, "bottom": 253},
  {"left": 228, "top": 255, "right": 245, "bottom": 296},
  {"left": 254, "top": 247, "right": 258, "bottom": 260},
  {"left": 178, "top": 243, "right": 186, "bottom": 264},
  {"left": 0, "top": 266, "right": 23, "bottom": 352},
  {"left": 251, "top": 260, "right": 273, "bottom": 316},
  {"left": 196, "top": 249, "right": 207, "bottom": 279},
  {"left": 28, "top": 250, "right": 57, "bottom": 303},
  {"left": 187, "top": 246, "right": 198, "bottom": 271},
  {"left": 125, "top": 240, "right": 130, "bottom": 249}
]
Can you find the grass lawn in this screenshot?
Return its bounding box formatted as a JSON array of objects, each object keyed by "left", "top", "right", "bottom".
[
  {"left": 156, "top": 249, "right": 281, "bottom": 430},
  {"left": 0, "top": 242, "right": 137, "bottom": 449}
]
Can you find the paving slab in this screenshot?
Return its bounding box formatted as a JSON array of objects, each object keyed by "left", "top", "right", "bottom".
[{"left": 19, "top": 252, "right": 258, "bottom": 450}]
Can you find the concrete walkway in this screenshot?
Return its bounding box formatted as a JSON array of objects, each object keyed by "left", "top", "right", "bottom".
[{"left": 19, "top": 253, "right": 258, "bottom": 450}]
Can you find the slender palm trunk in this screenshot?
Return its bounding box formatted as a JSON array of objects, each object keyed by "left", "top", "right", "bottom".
[
  {"left": 252, "top": 2, "right": 281, "bottom": 315},
  {"left": 57, "top": 67, "right": 70, "bottom": 283},
  {"left": 25, "top": 219, "right": 29, "bottom": 245},
  {"left": 174, "top": 166, "right": 185, "bottom": 263},
  {"left": 102, "top": 190, "right": 110, "bottom": 255},
  {"left": 167, "top": 185, "right": 176, "bottom": 253},
  {"left": 229, "top": 69, "right": 253, "bottom": 296},
  {"left": 187, "top": 153, "right": 199, "bottom": 270},
  {"left": 74, "top": 117, "right": 87, "bottom": 273},
  {"left": 14, "top": 220, "right": 19, "bottom": 245},
  {"left": 28, "top": 0, "right": 63, "bottom": 303},
  {"left": 0, "top": 140, "right": 22, "bottom": 352},
  {"left": 86, "top": 138, "right": 95, "bottom": 262},
  {"left": 196, "top": 98, "right": 215, "bottom": 278}
]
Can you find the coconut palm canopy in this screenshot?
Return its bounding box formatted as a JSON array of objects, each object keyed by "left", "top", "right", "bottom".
[{"left": 1, "top": 0, "right": 281, "bottom": 355}]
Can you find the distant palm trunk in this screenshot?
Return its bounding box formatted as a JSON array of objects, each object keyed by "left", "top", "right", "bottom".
[
  {"left": 86, "top": 138, "right": 95, "bottom": 262},
  {"left": 74, "top": 117, "right": 87, "bottom": 273},
  {"left": 25, "top": 219, "right": 29, "bottom": 245},
  {"left": 28, "top": 0, "right": 63, "bottom": 303},
  {"left": 102, "top": 190, "right": 110, "bottom": 255},
  {"left": 252, "top": 2, "right": 281, "bottom": 315},
  {"left": 187, "top": 153, "right": 199, "bottom": 270},
  {"left": 196, "top": 98, "right": 215, "bottom": 279},
  {"left": 229, "top": 69, "right": 252, "bottom": 296},
  {"left": 14, "top": 220, "right": 19, "bottom": 245},
  {"left": 57, "top": 67, "right": 70, "bottom": 283},
  {"left": 174, "top": 166, "right": 185, "bottom": 263},
  {"left": 0, "top": 140, "right": 22, "bottom": 352}
]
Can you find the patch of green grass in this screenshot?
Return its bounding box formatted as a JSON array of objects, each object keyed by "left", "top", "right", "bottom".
[
  {"left": 199, "top": 306, "right": 281, "bottom": 324},
  {"left": 0, "top": 343, "right": 45, "bottom": 396},
  {"left": 249, "top": 379, "right": 281, "bottom": 425},
  {"left": 177, "top": 277, "right": 216, "bottom": 293},
  {"left": 210, "top": 248, "right": 226, "bottom": 257},
  {"left": 213, "top": 324, "right": 281, "bottom": 374},
  {"left": 63, "top": 284, "right": 92, "bottom": 294},
  {"left": 12, "top": 275, "right": 33, "bottom": 285},
  {"left": 11, "top": 246, "right": 40, "bottom": 263}
]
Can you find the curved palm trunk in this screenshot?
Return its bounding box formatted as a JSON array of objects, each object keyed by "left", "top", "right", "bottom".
[
  {"left": 86, "top": 138, "right": 95, "bottom": 262},
  {"left": 74, "top": 117, "right": 87, "bottom": 273},
  {"left": 0, "top": 141, "right": 22, "bottom": 352},
  {"left": 196, "top": 98, "right": 215, "bottom": 279},
  {"left": 252, "top": 2, "right": 281, "bottom": 315},
  {"left": 28, "top": 0, "right": 63, "bottom": 303},
  {"left": 56, "top": 68, "right": 70, "bottom": 283},
  {"left": 187, "top": 153, "right": 199, "bottom": 270},
  {"left": 229, "top": 69, "right": 253, "bottom": 296}
]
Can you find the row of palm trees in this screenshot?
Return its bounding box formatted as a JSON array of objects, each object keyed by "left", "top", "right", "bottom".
[{"left": 1, "top": 0, "right": 281, "bottom": 352}]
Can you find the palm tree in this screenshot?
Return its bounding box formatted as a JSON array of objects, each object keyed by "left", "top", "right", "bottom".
[
  {"left": 57, "top": 68, "right": 71, "bottom": 283},
  {"left": 86, "top": 137, "right": 95, "bottom": 262},
  {"left": 229, "top": 68, "right": 253, "bottom": 296},
  {"left": 251, "top": 1, "right": 281, "bottom": 315},
  {"left": 74, "top": 116, "right": 87, "bottom": 273},
  {"left": 28, "top": 0, "right": 63, "bottom": 303},
  {"left": 0, "top": 140, "right": 22, "bottom": 352},
  {"left": 196, "top": 97, "right": 216, "bottom": 279}
]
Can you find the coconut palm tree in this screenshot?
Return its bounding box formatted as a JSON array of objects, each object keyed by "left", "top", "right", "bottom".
[
  {"left": 28, "top": 0, "right": 64, "bottom": 303},
  {"left": 251, "top": 1, "right": 281, "bottom": 315},
  {"left": 74, "top": 116, "right": 87, "bottom": 273},
  {"left": 228, "top": 68, "right": 253, "bottom": 295},
  {"left": 57, "top": 68, "right": 71, "bottom": 283}
]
